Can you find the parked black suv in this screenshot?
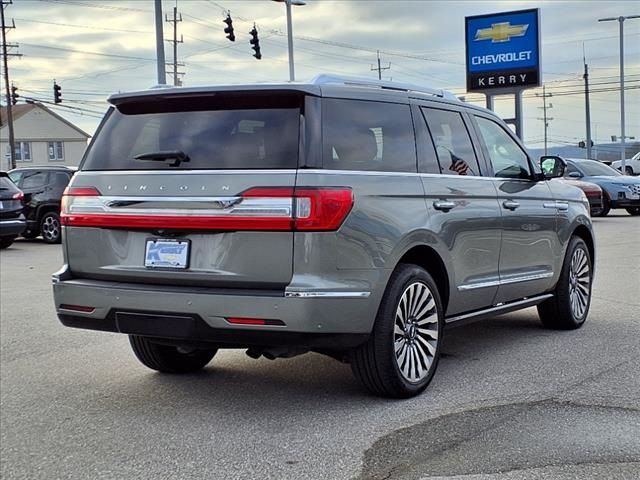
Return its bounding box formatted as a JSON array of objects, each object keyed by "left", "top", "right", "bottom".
[
  {"left": 0, "top": 172, "right": 26, "bottom": 249},
  {"left": 8, "top": 166, "right": 75, "bottom": 244}
]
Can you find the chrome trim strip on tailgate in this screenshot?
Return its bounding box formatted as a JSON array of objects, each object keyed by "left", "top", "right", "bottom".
[{"left": 69, "top": 196, "right": 293, "bottom": 217}]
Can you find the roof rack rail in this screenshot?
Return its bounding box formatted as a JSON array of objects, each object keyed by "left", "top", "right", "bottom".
[{"left": 312, "top": 74, "right": 459, "bottom": 101}]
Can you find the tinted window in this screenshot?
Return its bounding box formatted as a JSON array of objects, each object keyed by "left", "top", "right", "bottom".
[
  {"left": 51, "top": 172, "right": 71, "bottom": 190},
  {"left": 21, "top": 171, "right": 48, "bottom": 190},
  {"left": 82, "top": 95, "right": 301, "bottom": 170},
  {"left": 0, "top": 175, "right": 20, "bottom": 192},
  {"left": 421, "top": 108, "right": 480, "bottom": 176},
  {"left": 8, "top": 171, "right": 23, "bottom": 185},
  {"left": 413, "top": 105, "right": 440, "bottom": 174},
  {"left": 475, "top": 116, "right": 531, "bottom": 179},
  {"left": 572, "top": 160, "right": 621, "bottom": 177},
  {"left": 322, "top": 99, "right": 416, "bottom": 172}
]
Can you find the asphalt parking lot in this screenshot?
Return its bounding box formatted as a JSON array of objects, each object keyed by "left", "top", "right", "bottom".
[{"left": 1, "top": 212, "right": 639, "bottom": 480}]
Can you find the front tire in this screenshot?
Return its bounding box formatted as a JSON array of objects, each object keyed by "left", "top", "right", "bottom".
[
  {"left": 40, "top": 212, "right": 61, "bottom": 244},
  {"left": 0, "top": 237, "right": 16, "bottom": 249},
  {"left": 538, "top": 236, "right": 592, "bottom": 330},
  {"left": 625, "top": 207, "right": 640, "bottom": 216},
  {"left": 351, "top": 264, "right": 444, "bottom": 398},
  {"left": 129, "top": 336, "right": 217, "bottom": 373}
]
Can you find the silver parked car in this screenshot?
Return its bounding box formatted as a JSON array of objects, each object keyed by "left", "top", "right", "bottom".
[{"left": 53, "top": 75, "right": 595, "bottom": 398}]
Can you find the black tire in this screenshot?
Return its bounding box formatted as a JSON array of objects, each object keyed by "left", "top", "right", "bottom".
[
  {"left": 351, "top": 264, "right": 444, "bottom": 398},
  {"left": 129, "top": 336, "right": 217, "bottom": 373},
  {"left": 0, "top": 237, "right": 15, "bottom": 249},
  {"left": 595, "top": 196, "right": 610, "bottom": 217},
  {"left": 21, "top": 230, "right": 39, "bottom": 240},
  {"left": 625, "top": 207, "right": 640, "bottom": 216},
  {"left": 40, "top": 212, "right": 62, "bottom": 244},
  {"left": 537, "top": 236, "right": 592, "bottom": 330}
]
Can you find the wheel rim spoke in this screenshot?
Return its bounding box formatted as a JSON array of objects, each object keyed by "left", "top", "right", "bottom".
[
  {"left": 568, "top": 247, "right": 590, "bottom": 319},
  {"left": 394, "top": 281, "right": 440, "bottom": 384}
]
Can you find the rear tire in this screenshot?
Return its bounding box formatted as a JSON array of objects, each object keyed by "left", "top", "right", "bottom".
[
  {"left": 537, "top": 236, "right": 592, "bottom": 330},
  {"left": 21, "top": 230, "right": 39, "bottom": 240},
  {"left": 351, "top": 264, "right": 444, "bottom": 398},
  {"left": 596, "top": 197, "right": 610, "bottom": 217},
  {"left": 0, "top": 237, "right": 15, "bottom": 249},
  {"left": 40, "top": 212, "right": 62, "bottom": 244},
  {"left": 626, "top": 207, "right": 640, "bottom": 216},
  {"left": 129, "top": 336, "right": 217, "bottom": 373}
]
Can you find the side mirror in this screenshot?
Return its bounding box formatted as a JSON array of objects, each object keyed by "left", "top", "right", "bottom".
[
  {"left": 540, "top": 156, "right": 566, "bottom": 179},
  {"left": 568, "top": 171, "right": 582, "bottom": 179}
]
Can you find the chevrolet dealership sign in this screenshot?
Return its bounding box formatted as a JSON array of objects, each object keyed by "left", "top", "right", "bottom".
[{"left": 465, "top": 9, "right": 541, "bottom": 92}]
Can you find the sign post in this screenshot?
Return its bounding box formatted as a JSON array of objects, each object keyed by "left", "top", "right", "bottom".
[{"left": 465, "top": 8, "right": 541, "bottom": 139}]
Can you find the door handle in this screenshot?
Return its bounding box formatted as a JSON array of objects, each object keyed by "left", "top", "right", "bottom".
[
  {"left": 433, "top": 200, "right": 456, "bottom": 212},
  {"left": 502, "top": 200, "right": 520, "bottom": 210}
]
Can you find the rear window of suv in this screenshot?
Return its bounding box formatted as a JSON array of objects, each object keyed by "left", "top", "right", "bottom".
[{"left": 82, "top": 93, "right": 302, "bottom": 170}]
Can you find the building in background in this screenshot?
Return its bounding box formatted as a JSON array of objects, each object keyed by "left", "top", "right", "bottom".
[{"left": 0, "top": 103, "right": 90, "bottom": 169}]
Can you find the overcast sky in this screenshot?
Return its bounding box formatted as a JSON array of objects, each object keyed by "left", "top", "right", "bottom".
[{"left": 4, "top": 0, "right": 639, "bottom": 150}]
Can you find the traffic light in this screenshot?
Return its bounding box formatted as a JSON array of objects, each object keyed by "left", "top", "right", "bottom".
[
  {"left": 249, "top": 26, "right": 261, "bottom": 60},
  {"left": 11, "top": 84, "right": 18, "bottom": 105},
  {"left": 223, "top": 14, "right": 235, "bottom": 42},
  {"left": 53, "top": 81, "right": 62, "bottom": 104}
]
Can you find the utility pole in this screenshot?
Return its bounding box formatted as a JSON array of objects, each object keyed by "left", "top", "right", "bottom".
[
  {"left": 154, "top": 0, "right": 166, "bottom": 85},
  {"left": 165, "top": 3, "right": 184, "bottom": 86},
  {"left": 371, "top": 50, "right": 390, "bottom": 80},
  {"left": 536, "top": 85, "right": 554, "bottom": 155},
  {"left": 598, "top": 15, "right": 640, "bottom": 172},
  {"left": 1, "top": 0, "right": 21, "bottom": 170},
  {"left": 583, "top": 47, "right": 592, "bottom": 159},
  {"left": 272, "top": 0, "right": 306, "bottom": 82}
]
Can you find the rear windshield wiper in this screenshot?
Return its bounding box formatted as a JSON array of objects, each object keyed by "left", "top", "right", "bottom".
[{"left": 134, "top": 150, "right": 190, "bottom": 167}]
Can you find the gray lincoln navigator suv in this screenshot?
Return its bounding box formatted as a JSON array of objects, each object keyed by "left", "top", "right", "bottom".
[{"left": 53, "top": 75, "right": 594, "bottom": 398}]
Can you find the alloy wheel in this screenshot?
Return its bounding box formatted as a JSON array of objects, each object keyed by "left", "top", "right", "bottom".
[
  {"left": 42, "top": 215, "right": 60, "bottom": 242},
  {"left": 569, "top": 248, "right": 590, "bottom": 319},
  {"left": 393, "top": 282, "right": 439, "bottom": 383}
]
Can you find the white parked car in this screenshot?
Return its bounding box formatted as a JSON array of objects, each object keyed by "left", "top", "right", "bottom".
[{"left": 612, "top": 152, "right": 640, "bottom": 175}]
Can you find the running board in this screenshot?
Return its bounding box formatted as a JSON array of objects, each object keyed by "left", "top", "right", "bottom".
[{"left": 445, "top": 294, "right": 553, "bottom": 328}]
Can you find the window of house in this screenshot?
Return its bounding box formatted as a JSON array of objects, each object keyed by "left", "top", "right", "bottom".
[
  {"left": 420, "top": 108, "right": 480, "bottom": 176},
  {"left": 48, "top": 141, "right": 65, "bottom": 161},
  {"left": 12, "top": 142, "right": 32, "bottom": 162}
]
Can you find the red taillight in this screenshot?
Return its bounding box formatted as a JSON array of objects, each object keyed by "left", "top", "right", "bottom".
[
  {"left": 293, "top": 188, "right": 354, "bottom": 231},
  {"left": 64, "top": 187, "right": 101, "bottom": 197},
  {"left": 61, "top": 187, "right": 101, "bottom": 225},
  {"left": 61, "top": 185, "right": 353, "bottom": 232},
  {"left": 12, "top": 191, "right": 23, "bottom": 200},
  {"left": 241, "top": 187, "right": 354, "bottom": 231}
]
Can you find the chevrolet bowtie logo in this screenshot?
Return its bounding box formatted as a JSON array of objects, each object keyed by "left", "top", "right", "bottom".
[{"left": 475, "top": 22, "right": 529, "bottom": 43}]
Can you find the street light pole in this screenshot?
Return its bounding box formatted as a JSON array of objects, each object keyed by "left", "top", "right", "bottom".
[
  {"left": 272, "top": 0, "right": 306, "bottom": 82},
  {"left": 598, "top": 15, "right": 639, "bottom": 174}
]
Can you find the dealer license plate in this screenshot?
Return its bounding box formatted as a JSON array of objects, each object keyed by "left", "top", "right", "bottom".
[{"left": 144, "top": 239, "right": 190, "bottom": 269}]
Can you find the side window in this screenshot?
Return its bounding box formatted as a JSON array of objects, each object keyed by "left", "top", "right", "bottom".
[
  {"left": 21, "top": 171, "right": 48, "bottom": 190},
  {"left": 51, "top": 172, "right": 71, "bottom": 191},
  {"left": 8, "top": 171, "right": 23, "bottom": 186},
  {"left": 565, "top": 163, "right": 580, "bottom": 176},
  {"left": 421, "top": 107, "right": 480, "bottom": 176},
  {"left": 412, "top": 105, "right": 440, "bottom": 174},
  {"left": 475, "top": 116, "right": 531, "bottom": 179},
  {"left": 322, "top": 99, "right": 416, "bottom": 172}
]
